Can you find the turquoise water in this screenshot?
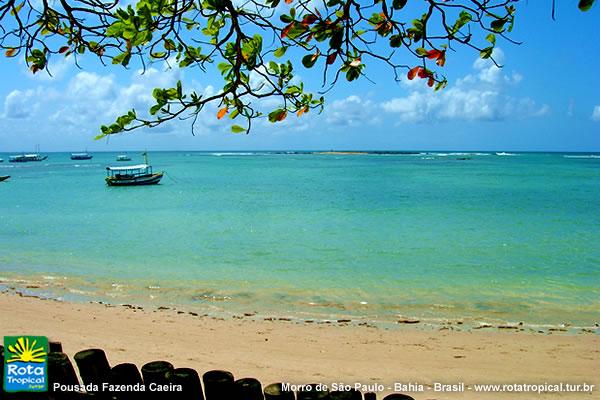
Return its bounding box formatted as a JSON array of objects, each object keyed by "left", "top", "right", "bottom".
[{"left": 1, "top": 151, "right": 599, "bottom": 328}]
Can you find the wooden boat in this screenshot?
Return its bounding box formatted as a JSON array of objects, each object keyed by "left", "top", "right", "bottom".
[
  {"left": 9, "top": 153, "right": 48, "bottom": 162},
  {"left": 0, "top": 175, "right": 10, "bottom": 182},
  {"left": 105, "top": 164, "right": 163, "bottom": 186},
  {"left": 116, "top": 154, "right": 131, "bottom": 161},
  {"left": 71, "top": 152, "right": 93, "bottom": 160}
]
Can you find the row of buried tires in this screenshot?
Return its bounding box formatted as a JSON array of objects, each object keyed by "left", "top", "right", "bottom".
[{"left": 0, "top": 344, "right": 415, "bottom": 400}]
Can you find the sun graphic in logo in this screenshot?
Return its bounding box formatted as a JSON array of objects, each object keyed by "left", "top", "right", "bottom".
[{"left": 7, "top": 337, "right": 47, "bottom": 363}]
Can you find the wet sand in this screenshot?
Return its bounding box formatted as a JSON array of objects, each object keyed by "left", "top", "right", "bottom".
[{"left": 0, "top": 291, "right": 598, "bottom": 399}]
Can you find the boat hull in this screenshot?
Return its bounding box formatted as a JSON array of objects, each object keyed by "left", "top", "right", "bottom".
[
  {"left": 0, "top": 175, "right": 10, "bottom": 182},
  {"left": 106, "top": 172, "right": 163, "bottom": 186},
  {"left": 9, "top": 155, "right": 47, "bottom": 162},
  {"left": 71, "top": 155, "right": 93, "bottom": 160}
]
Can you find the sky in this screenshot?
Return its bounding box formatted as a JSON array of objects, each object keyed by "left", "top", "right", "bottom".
[{"left": 0, "top": 1, "right": 599, "bottom": 152}]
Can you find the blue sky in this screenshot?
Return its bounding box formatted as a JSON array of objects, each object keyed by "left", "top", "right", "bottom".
[{"left": 0, "top": 2, "right": 599, "bottom": 152}]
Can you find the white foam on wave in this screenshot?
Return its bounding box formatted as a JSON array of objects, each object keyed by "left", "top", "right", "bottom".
[
  {"left": 43, "top": 275, "right": 66, "bottom": 280},
  {"left": 428, "top": 152, "right": 490, "bottom": 157},
  {"left": 496, "top": 152, "right": 517, "bottom": 156},
  {"left": 563, "top": 155, "right": 600, "bottom": 159},
  {"left": 211, "top": 152, "right": 258, "bottom": 157}
]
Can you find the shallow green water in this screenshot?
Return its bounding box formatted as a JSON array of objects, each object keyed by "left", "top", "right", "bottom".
[{"left": 1, "top": 151, "right": 599, "bottom": 327}]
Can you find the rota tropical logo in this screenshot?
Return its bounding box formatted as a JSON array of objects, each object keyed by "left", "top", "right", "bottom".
[{"left": 3, "top": 336, "right": 48, "bottom": 392}]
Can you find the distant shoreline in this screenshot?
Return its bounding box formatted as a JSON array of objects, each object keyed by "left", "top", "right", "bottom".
[{"left": 2, "top": 150, "right": 600, "bottom": 155}]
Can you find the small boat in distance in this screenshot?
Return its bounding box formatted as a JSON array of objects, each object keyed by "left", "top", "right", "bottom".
[
  {"left": 105, "top": 164, "right": 163, "bottom": 186},
  {"left": 9, "top": 153, "right": 48, "bottom": 162},
  {"left": 9, "top": 145, "right": 47, "bottom": 162},
  {"left": 116, "top": 154, "right": 131, "bottom": 161},
  {"left": 0, "top": 175, "right": 10, "bottom": 182},
  {"left": 71, "top": 152, "right": 93, "bottom": 160}
]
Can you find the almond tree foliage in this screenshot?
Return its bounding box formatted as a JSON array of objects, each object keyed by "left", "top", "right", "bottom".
[{"left": 0, "top": 0, "right": 595, "bottom": 136}]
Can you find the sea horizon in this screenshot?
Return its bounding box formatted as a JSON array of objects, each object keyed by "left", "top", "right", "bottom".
[{"left": 3, "top": 149, "right": 600, "bottom": 154}]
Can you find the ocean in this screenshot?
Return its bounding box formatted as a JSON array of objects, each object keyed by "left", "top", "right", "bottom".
[{"left": 1, "top": 151, "right": 599, "bottom": 329}]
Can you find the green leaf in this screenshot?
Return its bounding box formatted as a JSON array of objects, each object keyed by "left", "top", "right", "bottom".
[
  {"left": 112, "top": 51, "right": 131, "bottom": 66},
  {"left": 480, "top": 47, "right": 493, "bottom": 59},
  {"left": 149, "top": 104, "right": 162, "bottom": 115},
  {"left": 268, "top": 108, "right": 287, "bottom": 122},
  {"left": 106, "top": 22, "right": 124, "bottom": 37},
  {"left": 485, "top": 33, "right": 496, "bottom": 45},
  {"left": 218, "top": 62, "right": 232, "bottom": 73},
  {"left": 345, "top": 67, "right": 360, "bottom": 81},
  {"left": 231, "top": 125, "right": 246, "bottom": 133},
  {"left": 579, "top": 0, "right": 595, "bottom": 10},
  {"left": 490, "top": 18, "right": 507, "bottom": 33},
  {"left": 392, "top": 0, "right": 407, "bottom": 10},
  {"left": 164, "top": 39, "right": 176, "bottom": 50},
  {"left": 274, "top": 47, "right": 287, "bottom": 58},
  {"left": 302, "top": 52, "right": 319, "bottom": 68},
  {"left": 329, "top": 30, "right": 343, "bottom": 50},
  {"left": 389, "top": 35, "right": 403, "bottom": 48},
  {"left": 280, "top": 14, "right": 293, "bottom": 23}
]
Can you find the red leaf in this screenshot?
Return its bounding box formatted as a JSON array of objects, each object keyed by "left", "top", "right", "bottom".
[
  {"left": 5, "top": 48, "right": 17, "bottom": 57},
  {"left": 281, "top": 23, "right": 294, "bottom": 39},
  {"left": 436, "top": 55, "right": 446, "bottom": 67},
  {"left": 59, "top": 46, "right": 69, "bottom": 54},
  {"left": 302, "top": 14, "right": 318, "bottom": 26},
  {"left": 427, "top": 77, "right": 435, "bottom": 87},
  {"left": 285, "top": 0, "right": 293, "bottom": 4},
  {"left": 426, "top": 49, "right": 442, "bottom": 60},
  {"left": 417, "top": 68, "right": 429, "bottom": 79},
  {"left": 217, "top": 107, "right": 228, "bottom": 120},
  {"left": 326, "top": 52, "right": 337, "bottom": 65},
  {"left": 277, "top": 110, "right": 288, "bottom": 121},
  {"left": 407, "top": 66, "right": 421, "bottom": 80},
  {"left": 297, "top": 107, "right": 308, "bottom": 117}
]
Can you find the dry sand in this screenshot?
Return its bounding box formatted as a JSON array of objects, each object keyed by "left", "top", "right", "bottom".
[{"left": 1, "top": 291, "right": 598, "bottom": 399}]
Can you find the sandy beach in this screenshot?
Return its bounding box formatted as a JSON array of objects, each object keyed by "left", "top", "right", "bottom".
[{"left": 1, "top": 290, "right": 598, "bottom": 399}]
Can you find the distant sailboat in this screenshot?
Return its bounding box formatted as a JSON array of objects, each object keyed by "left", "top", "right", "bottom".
[{"left": 9, "top": 145, "right": 47, "bottom": 162}]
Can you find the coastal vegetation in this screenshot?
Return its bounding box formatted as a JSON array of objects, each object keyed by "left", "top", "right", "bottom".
[{"left": 0, "top": 0, "right": 594, "bottom": 136}]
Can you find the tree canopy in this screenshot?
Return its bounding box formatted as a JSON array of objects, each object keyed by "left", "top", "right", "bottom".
[{"left": 0, "top": 0, "right": 595, "bottom": 136}]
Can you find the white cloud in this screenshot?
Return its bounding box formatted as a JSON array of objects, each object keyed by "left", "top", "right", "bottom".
[
  {"left": 382, "top": 48, "right": 548, "bottom": 123},
  {"left": 592, "top": 105, "right": 600, "bottom": 122},
  {"left": 3, "top": 89, "right": 36, "bottom": 119},
  {"left": 325, "top": 95, "right": 379, "bottom": 126}
]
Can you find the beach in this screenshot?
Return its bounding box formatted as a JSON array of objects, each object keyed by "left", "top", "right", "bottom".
[{"left": 1, "top": 290, "right": 598, "bottom": 399}]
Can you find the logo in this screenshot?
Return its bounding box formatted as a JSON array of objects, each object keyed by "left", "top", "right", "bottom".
[{"left": 3, "top": 336, "right": 48, "bottom": 393}]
